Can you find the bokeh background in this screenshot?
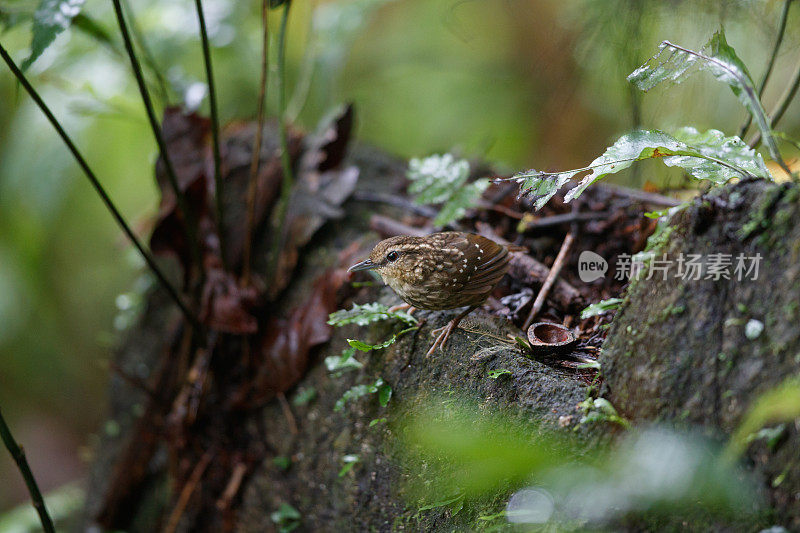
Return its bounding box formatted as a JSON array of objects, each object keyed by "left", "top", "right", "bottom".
[{"left": 0, "top": 0, "right": 798, "bottom": 514}]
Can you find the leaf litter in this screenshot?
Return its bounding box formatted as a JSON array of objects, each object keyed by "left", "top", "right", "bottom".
[{"left": 98, "top": 105, "right": 362, "bottom": 530}]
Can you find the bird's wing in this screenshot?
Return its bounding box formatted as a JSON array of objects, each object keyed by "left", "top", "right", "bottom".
[{"left": 437, "top": 232, "right": 510, "bottom": 296}]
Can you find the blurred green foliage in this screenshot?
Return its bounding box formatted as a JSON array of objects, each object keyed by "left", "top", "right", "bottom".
[
  {"left": 399, "top": 400, "right": 760, "bottom": 528},
  {"left": 0, "top": 482, "right": 83, "bottom": 532},
  {"left": 0, "top": 0, "right": 798, "bottom": 510},
  {"left": 727, "top": 375, "right": 800, "bottom": 459}
]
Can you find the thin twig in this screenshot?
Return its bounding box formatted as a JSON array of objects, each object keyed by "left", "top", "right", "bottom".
[
  {"left": 111, "top": 0, "right": 203, "bottom": 272},
  {"left": 738, "top": 0, "right": 793, "bottom": 138},
  {"left": 194, "top": 0, "right": 226, "bottom": 267},
  {"left": 596, "top": 183, "right": 682, "bottom": 207},
  {"left": 243, "top": 0, "right": 270, "bottom": 284},
  {"left": 216, "top": 462, "right": 249, "bottom": 511},
  {"left": 517, "top": 211, "right": 612, "bottom": 232},
  {"left": 0, "top": 42, "right": 202, "bottom": 333},
  {"left": 352, "top": 190, "right": 439, "bottom": 218},
  {"left": 370, "top": 214, "right": 429, "bottom": 238},
  {"left": 0, "top": 406, "right": 55, "bottom": 533},
  {"left": 277, "top": 392, "right": 299, "bottom": 435},
  {"left": 477, "top": 200, "right": 525, "bottom": 220},
  {"left": 167, "top": 336, "right": 216, "bottom": 430},
  {"left": 109, "top": 361, "right": 158, "bottom": 399},
  {"left": 163, "top": 450, "right": 214, "bottom": 533},
  {"left": 523, "top": 232, "right": 575, "bottom": 330},
  {"left": 268, "top": 1, "right": 295, "bottom": 282}
]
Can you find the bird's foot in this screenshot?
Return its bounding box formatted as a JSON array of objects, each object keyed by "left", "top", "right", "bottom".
[
  {"left": 388, "top": 303, "right": 416, "bottom": 315},
  {"left": 424, "top": 305, "right": 478, "bottom": 358},
  {"left": 426, "top": 320, "right": 457, "bottom": 357}
]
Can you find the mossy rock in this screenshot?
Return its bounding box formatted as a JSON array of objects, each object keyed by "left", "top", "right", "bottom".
[
  {"left": 83, "top": 140, "right": 595, "bottom": 532},
  {"left": 601, "top": 178, "right": 800, "bottom": 530}
]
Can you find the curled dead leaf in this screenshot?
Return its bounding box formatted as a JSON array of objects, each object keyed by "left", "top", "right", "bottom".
[{"left": 245, "top": 268, "right": 348, "bottom": 405}]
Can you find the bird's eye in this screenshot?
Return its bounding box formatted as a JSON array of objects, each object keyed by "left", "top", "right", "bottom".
[{"left": 386, "top": 251, "right": 399, "bottom": 262}]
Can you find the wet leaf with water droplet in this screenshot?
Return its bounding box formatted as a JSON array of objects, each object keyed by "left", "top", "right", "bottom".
[{"left": 22, "top": 0, "right": 85, "bottom": 71}]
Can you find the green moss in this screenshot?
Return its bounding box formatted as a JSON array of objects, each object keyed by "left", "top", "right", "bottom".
[
  {"left": 671, "top": 304, "right": 686, "bottom": 315},
  {"left": 658, "top": 303, "right": 686, "bottom": 321},
  {"left": 740, "top": 184, "right": 800, "bottom": 251},
  {"left": 646, "top": 300, "right": 687, "bottom": 327},
  {"left": 738, "top": 185, "right": 788, "bottom": 241},
  {"left": 644, "top": 223, "right": 675, "bottom": 253},
  {"left": 782, "top": 184, "right": 800, "bottom": 204},
  {"left": 755, "top": 204, "right": 793, "bottom": 250}
]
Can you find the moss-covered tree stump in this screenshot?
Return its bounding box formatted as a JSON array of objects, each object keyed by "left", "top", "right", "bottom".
[{"left": 601, "top": 179, "right": 800, "bottom": 528}]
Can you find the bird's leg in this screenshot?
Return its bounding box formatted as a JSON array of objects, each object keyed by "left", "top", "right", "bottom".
[
  {"left": 388, "top": 303, "right": 416, "bottom": 315},
  {"left": 426, "top": 305, "right": 478, "bottom": 357}
]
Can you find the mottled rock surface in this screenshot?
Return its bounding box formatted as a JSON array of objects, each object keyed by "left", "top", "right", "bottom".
[{"left": 602, "top": 179, "right": 800, "bottom": 529}]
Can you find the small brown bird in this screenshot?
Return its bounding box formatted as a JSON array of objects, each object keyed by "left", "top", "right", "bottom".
[{"left": 348, "top": 232, "right": 512, "bottom": 356}]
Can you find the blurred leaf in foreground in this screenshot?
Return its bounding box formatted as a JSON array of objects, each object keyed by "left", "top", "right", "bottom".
[
  {"left": 399, "top": 401, "right": 571, "bottom": 498},
  {"left": 0, "top": 483, "right": 83, "bottom": 532},
  {"left": 538, "top": 427, "right": 758, "bottom": 524},
  {"left": 726, "top": 375, "right": 800, "bottom": 460},
  {"left": 400, "top": 401, "right": 760, "bottom": 527}
]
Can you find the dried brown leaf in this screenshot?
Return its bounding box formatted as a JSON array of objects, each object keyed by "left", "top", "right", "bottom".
[
  {"left": 250, "top": 268, "right": 348, "bottom": 402},
  {"left": 268, "top": 106, "right": 359, "bottom": 299}
]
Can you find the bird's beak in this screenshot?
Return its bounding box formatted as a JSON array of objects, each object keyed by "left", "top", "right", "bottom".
[{"left": 348, "top": 259, "right": 378, "bottom": 272}]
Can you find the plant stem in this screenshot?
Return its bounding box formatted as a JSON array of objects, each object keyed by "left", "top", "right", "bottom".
[
  {"left": 242, "top": 0, "right": 270, "bottom": 284},
  {"left": 774, "top": 132, "right": 800, "bottom": 152},
  {"left": 749, "top": 55, "right": 800, "bottom": 152},
  {"left": 193, "top": 0, "right": 226, "bottom": 268},
  {"left": 121, "top": 0, "right": 169, "bottom": 104},
  {"left": 768, "top": 56, "right": 800, "bottom": 131},
  {"left": 0, "top": 406, "right": 55, "bottom": 533},
  {"left": 268, "top": 0, "right": 295, "bottom": 282},
  {"left": 757, "top": 0, "right": 792, "bottom": 97},
  {"left": 111, "top": 0, "right": 202, "bottom": 271},
  {"left": 738, "top": 0, "right": 793, "bottom": 138},
  {"left": 285, "top": 0, "right": 317, "bottom": 123},
  {"left": 0, "top": 42, "right": 202, "bottom": 333}
]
